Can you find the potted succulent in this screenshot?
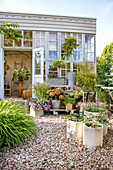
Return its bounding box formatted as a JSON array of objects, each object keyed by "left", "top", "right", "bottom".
[
  {"left": 65, "top": 113, "right": 85, "bottom": 140},
  {"left": 12, "top": 67, "right": 30, "bottom": 82},
  {"left": 62, "top": 97, "right": 76, "bottom": 110},
  {"left": 47, "top": 88, "right": 65, "bottom": 109},
  {"left": 83, "top": 118, "right": 103, "bottom": 148},
  {"left": 28, "top": 98, "right": 51, "bottom": 117},
  {"left": 61, "top": 37, "right": 79, "bottom": 85}
]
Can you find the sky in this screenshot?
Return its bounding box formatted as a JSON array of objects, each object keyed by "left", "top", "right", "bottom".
[{"left": 0, "top": 0, "right": 113, "bottom": 57}]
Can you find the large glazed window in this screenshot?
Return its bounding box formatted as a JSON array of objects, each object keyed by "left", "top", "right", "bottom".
[
  {"left": 85, "top": 35, "right": 94, "bottom": 62},
  {"left": 36, "top": 32, "right": 45, "bottom": 58},
  {"left": 49, "top": 32, "right": 58, "bottom": 60},
  {"left": 4, "top": 31, "right": 32, "bottom": 48}
]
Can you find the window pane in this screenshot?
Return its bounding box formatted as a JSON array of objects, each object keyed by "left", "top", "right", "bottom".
[
  {"left": 35, "top": 52, "right": 41, "bottom": 75},
  {"left": 4, "top": 39, "right": 13, "bottom": 47},
  {"left": 49, "top": 51, "right": 57, "bottom": 60},
  {"left": 49, "top": 42, "right": 57, "bottom": 51},
  {"left": 49, "top": 32, "right": 57, "bottom": 41},
  {"left": 24, "top": 31, "right": 32, "bottom": 39},
  {"left": 24, "top": 40, "right": 32, "bottom": 47}
]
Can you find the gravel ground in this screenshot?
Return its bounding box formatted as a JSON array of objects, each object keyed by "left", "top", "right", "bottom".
[{"left": 0, "top": 115, "right": 113, "bottom": 170}]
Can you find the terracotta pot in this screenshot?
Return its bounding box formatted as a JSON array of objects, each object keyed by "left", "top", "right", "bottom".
[{"left": 66, "top": 103, "right": 73, "bottom": 110}]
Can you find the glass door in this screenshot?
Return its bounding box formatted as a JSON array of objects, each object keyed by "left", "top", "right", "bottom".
[{"left": 32, "top": 48, "right": 44, "bottom": 96}]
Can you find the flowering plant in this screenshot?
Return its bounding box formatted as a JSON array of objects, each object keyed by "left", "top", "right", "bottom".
[
  {"left": 46, "top": 88, "right": 65, "bottom": 100},
  {"left": 68, "top": 91, "right": 83, "bottom": 100},
  {"left": 26, "top": 98, "right": 51, "bottom": 111},
  {"left": 78, "top": 102, "right": 106, "bottom": 112}
]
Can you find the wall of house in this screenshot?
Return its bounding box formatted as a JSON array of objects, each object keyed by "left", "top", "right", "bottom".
[{"left": 4, "top": 51, "right": 32, "bottom": 95}]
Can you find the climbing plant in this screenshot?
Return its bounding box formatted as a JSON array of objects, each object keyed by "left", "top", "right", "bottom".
[{"left": 0, "top": 22, "right": 23, "bottom": 40}]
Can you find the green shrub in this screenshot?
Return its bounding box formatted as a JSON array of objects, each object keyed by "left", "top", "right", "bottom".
[
  {"left": 97, "top": 89, "right": 109, "bottom": 104},
  {"left": 0, "top": 99, "right": 38, "bottom": 151},
  {"left": 33, "top": 83, "right": 50, "bottom": 99},
  {"left": 48, "top": 74, "right": 57, "bottom": 78},
  {"left": 62, "top": 97, "right": 76, "bottom": 105}
]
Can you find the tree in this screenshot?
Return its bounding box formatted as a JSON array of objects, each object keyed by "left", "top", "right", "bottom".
[
  {"left": 97, "top": 54, "right": 113, "bottom": 86},
  {"left": 97, "top": 42, "right": 113, "bottom": 87},
  {"left": 0, "top": 22, "right": 23, "bottom": 40}
]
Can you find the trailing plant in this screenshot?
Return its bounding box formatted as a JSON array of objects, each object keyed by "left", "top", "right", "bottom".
[
  {"left": 26, "top": 98, "right": 51, "bottom": 111},
  {"left": 84, "top": 122, "right": 102, "bottom": 128},
  {"left": 12, "top": 67, "right": 30, "bottom": 82},
  {"left": 48, "top": 74, "right": 57, "bottom": 78},
  {"left": 52, "top": 59, "right": 66, "bottom": 69},
  {"left": 84, "top": 115, "right": 102, "bottom": 128},
  {"left": 47, "top": 88, "right": 65, "bottom": 100},
  {"left": 33, "top": 83, "right": 50, "bottom": 99},
  {"left": 62, "top": 97, "right": 76, "bottom": 105},
  {"left": 65, "top": 113, "right": 85, "bottom": 122},
  {"left": 0, "top": 99, "right": 38, "bottom": 152}
]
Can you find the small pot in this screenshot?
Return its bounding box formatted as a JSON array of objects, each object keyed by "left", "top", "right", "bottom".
[
  {"left": 66, "top": 103, "right": 73, "bottom": 110},
  {"left": 30, "top": 107, "right": 44, "bottom": 117},
  {"left": 52, "top": 100, "right": 60, "bottom": 109}
]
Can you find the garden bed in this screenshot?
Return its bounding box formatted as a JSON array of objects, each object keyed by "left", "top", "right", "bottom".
[{"left": 0, "top": 115, "right": 113, "bottom": 169}]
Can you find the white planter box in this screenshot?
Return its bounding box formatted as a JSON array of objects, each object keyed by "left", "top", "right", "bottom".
[
  {"left": 84, "top": 110, "right": 108, "bottom": 119},
  {"left": 52, "top": 100, "right": 60, "bottom": 109},
  {"left": 67, "top": 120, "right": 83, "bottom": 140},
  {"left": 30, "top": 107, "right": 44, "bottom": 117},
  {"left": 48, "top": 78, "right": 65, "bottom": 85},
  {"left": 83, "top": 123, "right": 103, "bottom": 148}
]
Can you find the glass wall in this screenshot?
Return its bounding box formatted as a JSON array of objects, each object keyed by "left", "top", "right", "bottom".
[
  {"left": 85, "top": 35, "right": 94, "bottom": 62},
  {"left": 49, "top": 32, "right": 58, "bottom": 60}
]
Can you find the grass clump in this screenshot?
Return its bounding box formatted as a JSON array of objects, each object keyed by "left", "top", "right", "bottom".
[{"left": 0, "top": 99, "right": 38, "bottom": 151}]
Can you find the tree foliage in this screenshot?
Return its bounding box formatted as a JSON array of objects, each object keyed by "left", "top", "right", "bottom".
[
  {"left": 0, "top": 22, "right": 23, "bottom": 40},
  {"left": 97, "top": 42, "right": 113, "bottom": 86}
]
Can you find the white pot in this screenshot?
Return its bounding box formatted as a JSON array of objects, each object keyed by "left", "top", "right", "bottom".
[
  {"left": 30, "top": 107, "right": 44, "bottom": 117},
  {"left": 67, "top": 120, "right": 83, "bottom": 140},
  {"left": 103, "top": 124, "right": 108, "bottom": 136},
  {"left": 84, "top": 110, "right": 100, "bottom": 118},
  {"left": 52, "top": 100, "right": 60, "bottom": 109},
  {"left": 83, "top": 123, "right": 103, "bottom": 148}
]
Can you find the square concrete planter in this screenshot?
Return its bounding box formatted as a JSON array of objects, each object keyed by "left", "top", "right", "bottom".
[
  {"left": 84, "top": 110, "right": 108, "bottom": 119},
  {"left": 83, "top": 123, "right": 103, "bottom": 148},
  {"left": 30, "top": 107, "right": 44, "bottom": 117},
  {"left": 48, "top": 78, "right": 65, "bottom": 85},
  {"left": 52, "top": 100, "right": 61, "bottom": 109},
  {"left": 67, "top": 120, "right": 83, "bottom": 140},
  {"left": 103, "top": 124, "right": 108, "bottom": 136}
]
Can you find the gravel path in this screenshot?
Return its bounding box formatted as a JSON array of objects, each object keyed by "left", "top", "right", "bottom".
[{"left": 0, "top": 115, "right": 113, "bottom": 170}]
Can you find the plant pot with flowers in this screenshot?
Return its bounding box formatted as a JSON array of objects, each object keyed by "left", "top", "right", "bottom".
[
  {"left": 28, "top": 98, "right": 51, "bottom": 117},
  {"left": 65, "top": 113, "right": 85, "bottom": 140},
  {"left": 78, "top": 102, "right": 107, "bottom": 119},
  {"left": 83, "top": 117, "right": 103, "bottom": 148},
  {"left": 47, "top": 88, "right": 65, "bottom": 109},
  {"left": 62, "top": 97, "right": 76, "bottom": 110}
]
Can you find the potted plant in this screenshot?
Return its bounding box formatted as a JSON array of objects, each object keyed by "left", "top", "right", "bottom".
[
  {"left": 33, "top": 82, "right": 50, "bottom": 99},
  {"left": 48, "top": 59, "right": 66, "bottom": 85},
  {"left": 83, "top": 118, "right": 103, "bottom": 148},
  {"left": 96, "top": 116, "right": 109, "bottom": 136},
  {"left": 12, "top": 67, "right": 30, "bottom": 82},
  {"left": 65, "top": 113, "right": 85, "bottom": 140},
  {"left": 28, "top": 98, "right": 51, "bottom": 117},
  {"left": 78, "top": 102, "right": 107, "bottom": 118},
  {"left": 77, "top": 62, "right": 97, "bottom": 101},
  {"left": 61, "top": 37, "right": 79, "bottom": 85},
  {"left": 47, "top": 88, "right": 65, "bottom": 109},
  {"left": 62, "top": 97, "right": 76, "bottom": 110}
]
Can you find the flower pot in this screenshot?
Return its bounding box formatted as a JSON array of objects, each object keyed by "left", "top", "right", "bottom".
[
  {"left": 84, "top": 110, "right": 100, "bottom": 118},
  {"left": 103, "top": 124, "right": 108, "bottom": 136},
  {"left": 30, "top": 107, "right": 44, "bottom": 117},
  {"left": 83, "top": 123, "right": 103, "bottom": 148},
  {"left": 67, "top": 72, "right": 76, "bottom": 85},
  {"left": 52, "top": 100, "right": 60, "bottom": 109},
  {"left": 67, "top": 120, "right": 83, "bottom": 140},
  {"left": 66, "top": 103, "right": 73, "bottom": 110}
]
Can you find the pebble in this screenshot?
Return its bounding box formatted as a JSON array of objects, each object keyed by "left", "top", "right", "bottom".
[{"left": 0, "top": 115, "right": 113, "bottom": 169}]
